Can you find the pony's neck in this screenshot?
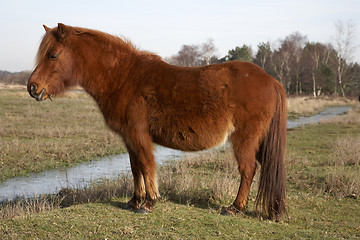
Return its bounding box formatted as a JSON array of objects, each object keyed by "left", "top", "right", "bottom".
[{"left": 70, "top": 32, "right": 137, "bottom": 102}]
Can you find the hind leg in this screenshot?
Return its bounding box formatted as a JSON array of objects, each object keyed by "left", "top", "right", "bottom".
[{"left": 222, "top": 130, "right": 259, "bottom": 215}]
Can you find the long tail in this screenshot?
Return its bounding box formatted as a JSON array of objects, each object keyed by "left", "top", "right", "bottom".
[{"left": 255, "top": 81, "right": 287, "bottom": 220}]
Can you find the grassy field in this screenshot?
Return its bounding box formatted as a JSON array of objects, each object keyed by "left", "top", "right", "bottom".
[
  {"left": 0, "top": 89, "right": 126, "bottom": 181},
  {"left": 1, "top": 88, "right": 360, "bottom": 239}
]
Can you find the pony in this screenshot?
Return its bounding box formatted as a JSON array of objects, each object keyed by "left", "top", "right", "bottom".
[{"left": 28, "top": 23, "right": 287, "bottom": 220}]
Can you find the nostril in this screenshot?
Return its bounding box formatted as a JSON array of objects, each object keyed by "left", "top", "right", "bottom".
[{"left": 31, "top": 84, "right": 37, "bottom": 94}]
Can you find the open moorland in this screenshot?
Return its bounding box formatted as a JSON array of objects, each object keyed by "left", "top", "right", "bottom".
[
  {"left": 0, "top": 88, "right": 126, "bottom": 181},
  {"left": 0, "top": 88, "right": 359, "bottom": 239}
]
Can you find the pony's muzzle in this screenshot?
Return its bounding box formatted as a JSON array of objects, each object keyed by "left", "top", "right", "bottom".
[{"left": 29, "top": 83, "right": 46, "bottom": 101}]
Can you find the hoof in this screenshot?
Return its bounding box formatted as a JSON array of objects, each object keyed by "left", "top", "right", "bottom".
[
  {"left": 136, "top": 196, "right": 156, "bottom": 214},
  {"left": 221, "top": 205, "right": 243, "bottom": 216},
  {"left": 124, "top": 196, "right": 141, "bottom": 210}
]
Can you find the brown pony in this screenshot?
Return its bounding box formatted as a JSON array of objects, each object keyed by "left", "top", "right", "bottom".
[{"left": 28, "top": 23, "right": 287, "bottom": 220}]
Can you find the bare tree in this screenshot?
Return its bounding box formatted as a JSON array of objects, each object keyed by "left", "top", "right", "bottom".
[
  {"left": 333, "top": 20, "right": 357, "bottom": 97},
  {"left": 303, "top": 43, "right": 333, "bottom": 97},
  {"left": 201, "top": 39, "right": 217, "bottom": 65},
  {"left": 272, "top": 32, "right": 307, "bottom": 93},
  {"left": 288, "top": 33, "right": 307, "bottom": 95},
  {"left": 166, "top": 40, "right": 219, "bottom": 67},
  {"left": 272, "top": 49, "right": 289, "bottom": 88},
  {"left": 174, "top": 44, "right": 202, "bottom": 67}
]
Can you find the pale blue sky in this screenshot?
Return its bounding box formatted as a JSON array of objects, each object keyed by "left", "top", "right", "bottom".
[{"left": 1, "top": 0, "right": 359, "bottom": 72}]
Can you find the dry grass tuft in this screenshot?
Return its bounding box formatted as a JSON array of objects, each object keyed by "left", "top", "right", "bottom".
[
  {"left": 58, "top": 173, "right": 134, "bottom": 207},
  {"left": 0, "top": 196, "right": 61, "bottom": 219},
  {"left": 331, "top": 137, "right": 360, "bottom": 166},
  {"left": 324, "top": 169, "right": 360, "bottom": 199},
  {"left": 158, "top": 149, "right": 240, "bottom": 207},
  {"left": 286, "top": 139, "right": 360, "bottom": 199},
  {"left": 323, "top": 133, "right": 360, "bottom": 198}
]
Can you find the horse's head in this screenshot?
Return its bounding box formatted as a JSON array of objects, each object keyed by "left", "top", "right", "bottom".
[{"left": 28, "top": 23, "right": 77, "bottom": 101}]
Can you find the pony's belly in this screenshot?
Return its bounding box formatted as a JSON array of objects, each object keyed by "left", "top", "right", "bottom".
[{"left": 152, "top": 122, "right": 234, "bottom": 152}]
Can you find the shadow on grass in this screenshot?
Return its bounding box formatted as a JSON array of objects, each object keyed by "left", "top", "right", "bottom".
[{"left": 108, "top": 193, "right": 267, "bottom": 221}]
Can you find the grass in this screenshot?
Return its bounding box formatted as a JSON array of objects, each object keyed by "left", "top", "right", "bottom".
[
  {"left": 1, "top": 197, "right": 359, "bottom": 239},
  {"left": 1, "top": 89, "right": 360, "bottom": 239},
  {"left": 0, "top": 89, "right": 126, "bottom": 181},
  {"left": 286, "top": 108, "right": 360, "bottom": 200}
]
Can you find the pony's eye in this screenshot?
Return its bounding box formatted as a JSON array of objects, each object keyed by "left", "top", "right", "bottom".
[{"left": 50, "top": 54, "right": 59, "bottom": 60}]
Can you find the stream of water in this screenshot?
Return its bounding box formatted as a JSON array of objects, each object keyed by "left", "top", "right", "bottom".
[{"left": 0, "top": 106, "right": 351, "bottom": 202}]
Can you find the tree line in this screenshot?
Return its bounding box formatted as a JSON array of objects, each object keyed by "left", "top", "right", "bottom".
[
  {"left": 0, "top": 70, "right": 31, "bottom": 85},
  {"left": 166, "top": 21, "right": 359, "bottom": 97}
]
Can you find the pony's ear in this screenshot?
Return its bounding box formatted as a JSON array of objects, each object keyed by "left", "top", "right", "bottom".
[
  {"left": 43, "top": 25, "right": 51, "bottom": 32},
  {"left": 56, "top": 23, "right": 68, "bottom": 41}
]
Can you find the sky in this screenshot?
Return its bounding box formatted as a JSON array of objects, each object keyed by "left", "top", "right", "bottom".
[{"left": 0, "top": 0, "right": 359, "bottom": 72}]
